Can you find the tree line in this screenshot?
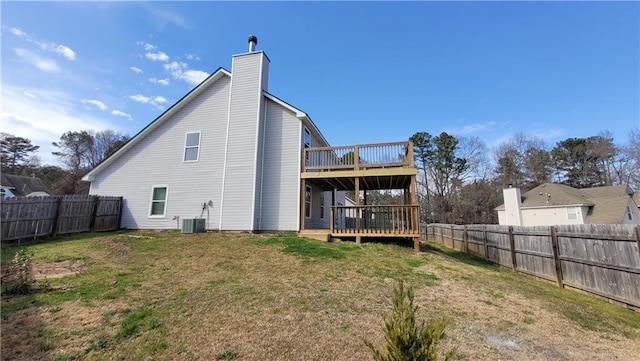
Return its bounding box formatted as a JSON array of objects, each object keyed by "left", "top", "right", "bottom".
[
  {"left": 1, "top": 130, "right": 128, "bottom": 195},
  {"left": 408, "top": 129, "right": 640, "bottom": 224}
]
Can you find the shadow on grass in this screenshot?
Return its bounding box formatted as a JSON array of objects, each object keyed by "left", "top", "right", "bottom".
[{"left": 420, "top": 241, "right": 498, "bottom": 271}]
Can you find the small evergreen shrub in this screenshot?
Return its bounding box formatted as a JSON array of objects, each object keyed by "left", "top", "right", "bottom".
[
  {"left": 365, "top": 281, "right": 456, "bottom": 361},
  {"left": 7, "top": 249, "right": 35, "bottom": 294}
]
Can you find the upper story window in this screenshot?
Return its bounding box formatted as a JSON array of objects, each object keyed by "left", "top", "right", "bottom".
[
  {"left": 184, "top": 131, "right": 201, "bottom": 162},
  {"left": 567, "top": 206, "right": 577, "bottom": 220},
  {"left": 303, "top": 128, "right": 311, "bottom": 148}
]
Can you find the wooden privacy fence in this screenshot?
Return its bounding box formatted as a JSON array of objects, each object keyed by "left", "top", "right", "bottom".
[
  {"left": 421, "top": 223, "right": 640, "bottom": 309},
  {"left": 1, "top": 195, "right": 123, "bottom": 242}
]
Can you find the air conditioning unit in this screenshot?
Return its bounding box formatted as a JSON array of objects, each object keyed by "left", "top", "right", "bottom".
[{"left": 182, "top": 218, "right": 206, "bottom": 233}]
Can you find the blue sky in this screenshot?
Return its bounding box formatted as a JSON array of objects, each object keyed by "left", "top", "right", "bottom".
[{"left": 2, "top": 1, "right": 639, "bottom": 166}]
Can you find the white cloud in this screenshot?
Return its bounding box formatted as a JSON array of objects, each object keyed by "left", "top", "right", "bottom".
[
  {"left": 1, "top": 85, "right": 117, "bottom": 165},
  {"left": 14, "top": 48, "right": 60, "bottom": 72},
  {"left": 81, "top": 99, "right": 107, "bottom": 111},
  {"left": 23, "top": 92, "right": 38, "bottom": 99},
  {"left": 10, "top": 27, "right": 27, "bottom": 37},
  {"left": 181, "top": 70, "right": 208, "bottom": 86},
  {"left": 142, "top": 4, "right": 190, "bottom": 29},
  {"left": 55, "top": 45, "right": 76, "bottom": 60},
  {"left": 111, "top": 110, "right": 132, "bottom": 120},
  {"left": 129, "top": 94, "right": 151, "bottom": 103},
  {"left": 143, "top": 43, "right": 156, "bottom": 51},
  {"left": 129, "top": 93, "right": 166, "bottom": 109},
  {"left": 149, "top": 77, "right": 170, "bottom": 85},
  {"left": 163, "top": 61, "right": 209, "bottom": 86},
  {"left": 185, "top": 53, "right": 200, "bottom": 61},
  {"left": 145, "top": 51, "right": 169, "bottom": 62},
  {"left": 130, "top": 66, "right": 143, "bottom": 74},
  {"left": 445, "top": 121, "right": 497, "bottom": 135},
  {"left": 9, "top": 28, "right": 76, "bottom": 61}
]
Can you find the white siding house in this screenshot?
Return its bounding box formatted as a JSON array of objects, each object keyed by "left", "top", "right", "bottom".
[
  {"left": 496, "top": 183, "right": 640, "bottom": 226},
  {"left": 83, "top": 37, "right": 330, "bottom": 232}
]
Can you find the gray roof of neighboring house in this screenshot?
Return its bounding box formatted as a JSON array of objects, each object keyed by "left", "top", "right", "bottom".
[
  {"left": 1, "top": 174, "right": 53, "bottom": 197},
  {"left": 495, "top": 183, "right": 636, "bottom": 224}
]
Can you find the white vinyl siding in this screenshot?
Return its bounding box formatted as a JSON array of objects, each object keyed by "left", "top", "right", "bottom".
[
  {"left": 184, "top": 131, "right": 201, "bottom": 162},
  {"left": 259, "top": 99, "right": 302, "bottom": 231},
  {"left": 88, "top": 75, "right": 230, "bottom": 230},
  {"left": 149, "top": 185, "right": 168, "bottom": 217},
  {"left": 220, "top": 51, "right": 269, "bottom": 230}
]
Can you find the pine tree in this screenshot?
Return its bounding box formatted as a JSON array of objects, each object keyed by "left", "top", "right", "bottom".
[{"left": 365, "top": 282, "right": 455, "bottom": 361}]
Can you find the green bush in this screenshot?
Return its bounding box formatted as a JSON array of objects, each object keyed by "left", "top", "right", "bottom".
[
  {"left": 7, "top": 248, "right": 35, "bottom": 294},
  {"left": 365, "top": 281, "right": 455, "bottom": 361}
]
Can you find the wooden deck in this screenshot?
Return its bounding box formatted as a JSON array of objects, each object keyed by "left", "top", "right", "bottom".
[{"left": 300, "top": 141, "right": 420, "bottom": 252}]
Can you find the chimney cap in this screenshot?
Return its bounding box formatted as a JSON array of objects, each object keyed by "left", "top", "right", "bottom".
[{"left": 248, "top": 35, "right": 258, "bottom": 44}]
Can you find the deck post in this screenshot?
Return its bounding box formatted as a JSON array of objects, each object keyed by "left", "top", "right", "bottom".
[
  {"left": 300, "top": 179, "right": 306, "bottom": 231},
  {"left": 410, "top": 175, "right": 418, "bottom": 235},
  {"left": 355, "top": 177, "right": 360, "bottom": 232}
]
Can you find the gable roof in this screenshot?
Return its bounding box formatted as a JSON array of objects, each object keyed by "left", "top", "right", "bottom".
[
  {"left": 83, "top": 67, "right": 231, "bottom": 182},
  {"left": 1, "top": 174, "right": 53, "bottom": 196},
  {"left": 496, "top": 183, "right": 637, "bottom": 224}
]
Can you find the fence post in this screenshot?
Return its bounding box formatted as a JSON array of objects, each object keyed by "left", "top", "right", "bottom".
[
  {"left": 483, "top": 225, "right": 489, "bottom": 260},
  {"left": 635, "top": 226, "right": 640, "bottom": 261},
  {"left": 89, "top": 196, "right": 100, "bottom": 231},
  {"left": 550, "top": 226, "right": 564, "bottom": 288},
  {"left": 50, "top": 196, "right": 64, "bottom": 237},
  {"left": 508, "top": 226, "right": 517, "bottom": 271},
  {"left": 116, "top": 197, "right": 124, "bottom": 230},
  {"left": 463, "top": 225, "right": 468, "bottom": 253},
  {"left": 450, "top": 224, "right": 455, "bottom": 249}
]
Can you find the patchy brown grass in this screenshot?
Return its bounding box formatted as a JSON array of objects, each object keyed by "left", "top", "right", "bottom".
[{"left": 1, "top": 231, "right": 639, "bottom": 361}]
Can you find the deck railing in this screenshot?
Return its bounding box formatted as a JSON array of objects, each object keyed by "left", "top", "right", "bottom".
[
  {"left": 303, "top": 141, "right": 414, "bottom": 172},
  {"left": 330, "top": 205, "right": 419, "bottom": 235}
]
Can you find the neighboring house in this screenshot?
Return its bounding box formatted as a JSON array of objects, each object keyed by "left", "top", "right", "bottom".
[
  {"left": 83, "top": 36, "right": 419, "bottom": 244},
  {"left": 1, "top": 174, "right": 53, "bottom": 198},
  {"left": 496, "top": 183, "right": 640, "bottom": 226}
]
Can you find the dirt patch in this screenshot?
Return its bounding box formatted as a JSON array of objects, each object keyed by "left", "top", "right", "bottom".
[
  {"left": 32, "top": 260, "right": 85, "bottom": 280},
  {"left": 95, "top": 238, "right": 132, "bottom": 257},
  {"left": 1, "top": 260, "right": 85, "bottom": 283}
]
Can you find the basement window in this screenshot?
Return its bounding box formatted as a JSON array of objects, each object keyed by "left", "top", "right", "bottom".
[
  {"left": 320, "top": 193, "right": 325, "bottom": 219},
  {"left": 150, "top": 186, "right": 168, "bottom": 217},
  {"left": 567, "top": 206, "right": 577, "bottom": 220},
  {"left": 184, "top": 131, "right": 201, "bottom": 162}
]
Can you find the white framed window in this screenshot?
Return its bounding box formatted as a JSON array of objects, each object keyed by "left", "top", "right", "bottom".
[
  {"left": 149, "top": 185, "right": 168, "bottom": 217},
  {"left": 184, "top": 131, "right": 201, "bottom": 162},
  {"left": 303, "top": 127, "right": 311, "bottom": 164},
  {"left": 305, "top": 185, "right": 312, "bottom": 218},
  {"left": 303, "top": 127, "right": 311, "bottom": 148},
  {"left": 567, "top": 206, "right": 577, "bottom": 220},
  {"left": 320, "top": 193, "right": 325, "bottom": 219}
]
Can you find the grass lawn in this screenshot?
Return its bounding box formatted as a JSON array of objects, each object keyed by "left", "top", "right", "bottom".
[{"left": 1, "top": 231, "right": 639, "bottom": 360}]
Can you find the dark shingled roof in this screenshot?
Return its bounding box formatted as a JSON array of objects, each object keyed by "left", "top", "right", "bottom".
[
  {"left": 495, "top": 183, "right": 637, "bottom": 224},
  {"left": 1, "top": 174, "right": 53, "bottom": 197}
]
